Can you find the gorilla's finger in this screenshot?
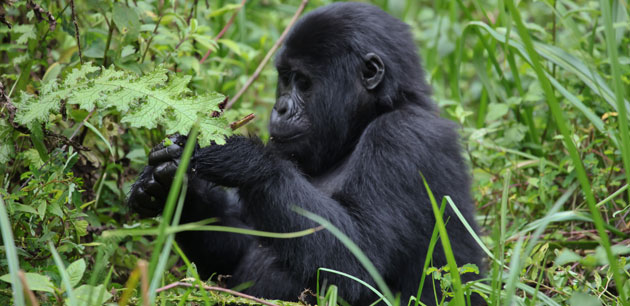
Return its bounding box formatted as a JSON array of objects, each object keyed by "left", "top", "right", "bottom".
[
  {"left": 149, "top": 144, "right": 183, "bottom": 166},
  {"left": 154, "top": 161, "right": 179, "bottom": 186},
  {"left": 170, "top": 134, "right": 188, "bottom": 146},
  {"left": 145, "top": 176, "right": 167, "bottom": 199},
  {"left": 129, "top": 187, "right": 162, "bottom": 217}
]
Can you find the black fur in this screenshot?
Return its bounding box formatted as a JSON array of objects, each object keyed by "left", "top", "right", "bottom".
[{"left": 128, "top": 3, "right": 483, "bottom": 305}]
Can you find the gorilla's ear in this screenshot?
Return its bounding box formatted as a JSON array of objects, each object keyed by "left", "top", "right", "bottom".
[{"left": 362, "top": 53, "right": 385, "bottom": 90}]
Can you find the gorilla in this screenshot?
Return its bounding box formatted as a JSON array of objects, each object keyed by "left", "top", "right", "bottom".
[{"left": 128, "top": 2, "right": 483, "bottom": 305}]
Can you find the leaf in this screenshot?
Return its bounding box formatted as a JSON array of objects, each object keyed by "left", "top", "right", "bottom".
[
  {"left": 555, "top": 249, "right": 582, "bottom": 266},
  {"left": 15, "top": 63, "right": 231, "bottom": 147},
  {"left": 66, "top": 259, "right": 86, "bottom": 288},
  {"left": 485, "top": 103, "right": 509, "bottom": 122},
  {"left": 36, "top": 200, "right": 46, "bottom": 220},
  {"left": 12, "top": 24, "right": 36, "bottom": 44},
  {"left": 207, "top": 4, "right": 243, "bottom": 18},
  {"left": 218, "top": 39, "right": 243, "bottom": 56},
  {"left": 75, "top": 220, "right": 89, "bottom": 237},
  {"left": 0, "top": 272, "right": 55, "bottom": 293},
  {"left": 121, "top": 45, "right": 136, "bottom": 58},
  {"left": 0, "top": 120, "right": 14, "bottom": 163},
  {"left": 73, "top": 284, "right": 113, "bottom": 305},
  {"left": 568, "top": 292, "right": 602, "bottom": 306},
  {"left": 113, "top": 3, "right": 140, "bottom": 36},
  {"left": 11, "top": 203, "right": 37, "bottom": 215}
]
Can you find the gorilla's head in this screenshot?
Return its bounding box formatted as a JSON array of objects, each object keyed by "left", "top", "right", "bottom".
[{"left": 269, "top": 2, "right": 434, "bottom": 175}]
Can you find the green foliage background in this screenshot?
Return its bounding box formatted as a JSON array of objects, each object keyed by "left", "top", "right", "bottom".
[{"left": 0, "top": 0, "right": 629, "bottom": 305}]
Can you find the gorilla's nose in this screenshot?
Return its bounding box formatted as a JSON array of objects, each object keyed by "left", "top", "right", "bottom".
[
  {"left": 274, "top": 101, "right": 288, "bottom": 116},
  {"left": 273, "top": 97, "right": 291, "bottom": 119}
]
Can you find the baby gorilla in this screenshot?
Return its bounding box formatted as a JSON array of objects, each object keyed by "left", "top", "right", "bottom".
[{"left": 128, "top": 2, "right": 483, "bottom": 305}]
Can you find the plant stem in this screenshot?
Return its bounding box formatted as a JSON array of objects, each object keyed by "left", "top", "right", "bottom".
[{"left": 225, "top": 0, "right": 309, "bottom": 109}]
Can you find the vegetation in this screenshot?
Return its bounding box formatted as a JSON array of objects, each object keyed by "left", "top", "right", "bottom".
[{"left": 0, "top": 0, "right": 628, "bottom": 305}]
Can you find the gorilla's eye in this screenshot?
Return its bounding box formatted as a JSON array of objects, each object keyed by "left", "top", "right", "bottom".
[
  {"left": 279, "top": 71, "right": 291, "bottom": 86},
  {"left": 294, "top": 72, "right": 311, "bottom": 91}
]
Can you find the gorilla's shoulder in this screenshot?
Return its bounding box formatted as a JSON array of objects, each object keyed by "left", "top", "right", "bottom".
[{"left": 360, "top": 106, "right": 461, "bottom": 152}]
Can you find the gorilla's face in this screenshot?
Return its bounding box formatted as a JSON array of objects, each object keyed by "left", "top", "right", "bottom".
[
  {"left": 268, "top": 58, "right": 313, "bottom": 155},
  {"left": 268, "top": 45, "right": 386, "bottom": 175}
]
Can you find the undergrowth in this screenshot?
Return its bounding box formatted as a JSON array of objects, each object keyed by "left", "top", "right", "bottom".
[{"left": 0, "top": 0, "right": 629, "bottom": 305}]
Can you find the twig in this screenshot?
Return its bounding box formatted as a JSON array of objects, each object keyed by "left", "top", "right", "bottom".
[
  {"left": 155, "top": 281, "right": 280, "bottom": 306},
  {"left": 199, "top": 0, "right": 247, "bottom": 64},
  {"left": 103, "top": 13, "right": 115, "bottom": 67},
  {"left": 186, "top": 0, "right": 199, "bottom": 25},
  {"left": 225, "top": 0, "right": 309, "bottom": 109},
  {"left": 69, "top": 0, "right": 82, "bottom": 64},
  {"left": 141, "top": 14, "right": 164, "bottom": 64},
  {"left": 230, "top": 113, "right": 255, "bottom": 130},
  {"left": 18, "top": 270, "right": 39, "bottom": 306},
  {"left": 27, "top": 0, "right": 56, "bottom": 31}
]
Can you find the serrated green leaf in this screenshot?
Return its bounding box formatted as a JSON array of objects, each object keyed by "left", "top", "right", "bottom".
[
  {"left": 66, "top": 259, "right": 86, "bottom": 288},
  {"left": 197, "top": 116, "right": 231, "bottom": 146},
  {"left": 0, "top": 120, "right": 14, "bottom": 163},
  {"left": 12, "top": 24, "right": 36, "bottom": 44},
  {"left": 16, "top": 91, "right": 61, "bottom": 124},
  {"left": 15, "top": 63, "right": 230, "bottom": 147},
  {"left": 0, "top": 272, "right": 55, "bottom": 293}
]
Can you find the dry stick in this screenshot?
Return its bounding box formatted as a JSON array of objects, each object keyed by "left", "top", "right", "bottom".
[
  {"left": 199, "top": 0, "right": 247, "bottom": 65},
  {"left": 155, "top": 282, "right": 280, "bottom": 306},
  {"left": 27, "top": 0, "right": 56, "bottom": 31},
  {"left": 225, "top": 0, "right": 309, "bottom": 110},
  {"left": 138, "top": 260, "right": 150, "bottom": 306},
  {"left": 70, "top": 0, "right": 82, "bottom": 64},
  {"left": 230, "top": 113, "right": 255, "bottom": 130},
  {"left": 18, "top": 270, "right": 39, "bottom": 306}
]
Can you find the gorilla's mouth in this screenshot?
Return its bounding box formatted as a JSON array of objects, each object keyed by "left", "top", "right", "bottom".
[{"left": 270, "top": 133, "right": 304, "bottom": 143}]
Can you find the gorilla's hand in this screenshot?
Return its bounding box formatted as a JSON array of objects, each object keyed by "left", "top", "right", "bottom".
[
  {"left": 127, "top": 135, "right": 188, "bottom": 217},
  {"left": 193, "top": 136, "right": 275, "bottom": 188}
]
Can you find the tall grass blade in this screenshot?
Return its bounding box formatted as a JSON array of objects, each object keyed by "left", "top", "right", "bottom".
[
  {"left": 0, "top": 197, "right": 25, "bottom": 306},
  {"left": 318, "top": 268, "right": 390, "bottom": 306},
  {"left": 148, "top": 125, "right": 199, "bottom": 279},
  {"left": 103, "top": 220, "right": 321, "bottom": 239},
  {"left": 444, "top": 196, "right": 501, "bottom": 267},
  {"left": 172, "top": 241, "right": 212, "bottom": 305},
  {"left": 148, "top": 175, "right": 188, "bottom": 303},
  {"left": 48, "top": 241, "right": 77, "bottom": 305},
  {"left": 414, "top": 197, "right": 446, "bottom": 306},
  {"left": 601, "top": 0, "right": 630, "bottom": 211},
  {"left": 419, "top": 173, "right": 464, "bottom": 305}
]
